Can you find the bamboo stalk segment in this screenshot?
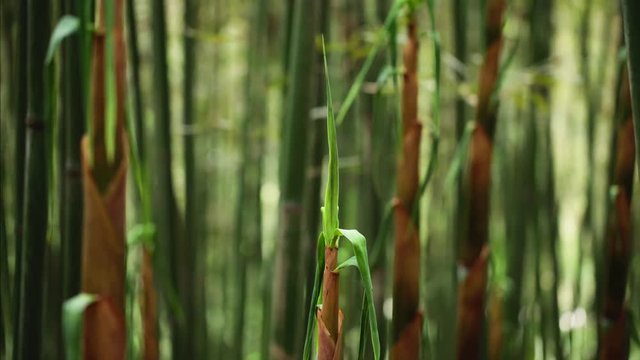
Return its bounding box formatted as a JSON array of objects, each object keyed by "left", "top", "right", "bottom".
[
  {"left": 391, "top": 13, "right": 422, "bottom": 359},
  {"left": 599, "top": 65, "right": 635, "bottom": 360},
  {"left": 456, "top": 0, "right": 504, "bottom": 357}
]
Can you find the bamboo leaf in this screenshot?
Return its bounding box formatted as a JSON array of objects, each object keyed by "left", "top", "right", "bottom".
[
  {"left": 321, "top": 36, "right": 339, "bottom": 247},
  {"left": 357, "top": 294, "right": 368, "bottom": 360},
  {"left": 334, "top": 256, "right": 358, "bottom": 272},
  {"left": 127, "top": 223, "right": 156, "bottom": 248},
  {"left": 302, "top": 233, "right": 326, "bottom": 360},
  {"left": 336, "top": 0, "right": 406, "bottom": 125},
  {"left": 445, "top": 121, "right": 475, "bottom": 187},
  {"left": 63, "top": 293, "right": 98, "bottom": 360},
  {"left": 338, "top": 228, "right": 380, "bottom": 360},
  {"left": 45, "top": 16, "right": 81, "bottom": 64}
]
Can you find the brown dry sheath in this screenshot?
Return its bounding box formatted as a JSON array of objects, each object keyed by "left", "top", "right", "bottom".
[
  {"left": 391, "top": 15, "right": 422, "bottom": 360},
  {"left": 456, "top": 0, "right": 504, "bottom": 358},
  {"left": 599, "top": 65, "right": 635, "bottom": 360},
  {"left": 318, "top": 247, "right": 342, "bottom": 359},
  {"left": 81, "top": 0, "right": 128, "bottom": 357}
]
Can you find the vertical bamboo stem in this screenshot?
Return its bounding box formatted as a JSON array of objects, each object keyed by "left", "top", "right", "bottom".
[
  {"left": 15, "top": 0, "right": 50, "bottom": 358},
  {"left": 456, "top": 0, "right": 504, "bottom": 358},
  {"left": 390, "top": 13, "right": 422, "bottom": 360}
]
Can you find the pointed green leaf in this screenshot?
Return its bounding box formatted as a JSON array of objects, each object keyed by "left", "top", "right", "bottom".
[
  {"left": 63, "top": 293, "right": 98, "bottom": 360},
  {"left": 321, "top": 36, "right": 340, "bottom": 247},
  {"left": 334, "top": 256, "right": 358, "bottom": 272},
  {"left": 45, "top": 16, "right": 81, "bottom": 64},
  {"left": 357, "top": 294, "right": 368, "bottom": 360},
  {"left": 338, "top": 228, "right": 380, "bottom": 360},
  {"left": 303, "top": 234, "right": 326, "bottom": 360}
]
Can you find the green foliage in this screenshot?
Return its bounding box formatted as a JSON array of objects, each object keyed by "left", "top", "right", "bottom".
[
  {"left": 321, "top": 37, "right": 339, "bottom": 248},
  {"left": 337, "top": 229, "right": 380, "bottom": 360},
  {"left": 335, "top": 0, "right": 406, "bottom": 125},
  {"left": 45, "top": 16, "right": 80, "bottom": 64},
  {"left": 303, "top": 39, "right": 380, "bottom": 360},
  {"left": 63, "top": 294, "right": 98, "bottom": 360},
  {"left": 302, "top": 234, "right": 325, "bottom": 360}
]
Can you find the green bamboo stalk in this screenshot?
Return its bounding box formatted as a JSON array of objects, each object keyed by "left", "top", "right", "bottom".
[
  {"left": 529, "top": 0, "right": 562, "bottom": 358},
  {"left": 302, "top": 0, "right": 329, "bottom": 344},
  {"left": 270, "top": 0, "right": 316, "bottom": 357},
  {"left": 621, "top": 0, "right": 640, "bottom": 172},
  {"left": 150, "top": 0, "right": 183, "bottom": 356},
  {"left": 61, "top": 0, "right": 86, "bottom": 300},
  {"left": 233, "top": 0, "right": 269, "bottom": 357},
  {"left": 125, "top": 0, "right": 159, "bottom": 358},
  {"left": 11, "top": 3, "right": 28, "bottom": 354},
  {"left": 452, "top": 0, "right": 467, "bottom": 138},
  {"left": 1, "top": 168, "right": 8, "bottom": 356},
  {"left": 182, "top": 0, "right": 200, "bottom": 357},
  {"left": 126, "top": 0, "right": 144, "bottom": 163},
  {"left": 15, "top": 0, "right": 51, "bottom": 358}
]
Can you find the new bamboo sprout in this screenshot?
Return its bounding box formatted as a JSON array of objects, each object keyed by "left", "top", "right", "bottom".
[
  {"left": 303, "top": 38, "right": 380, "bottom": 360},
  {"left": 78, "top": 0, "right": 128, "bottom": 356}
]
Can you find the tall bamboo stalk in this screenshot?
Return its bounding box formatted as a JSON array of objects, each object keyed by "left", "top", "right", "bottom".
[
  {"left": 233, "top": 0, "right": 268, "bottom": 357},
  {"left": 14, "top": 0, "right": 50, "bottom": 358},
  {"left": 79, "top": 0, "right": 128, "bottom": 356},
  {"left": 11, "top": 3, "right": 28, "bottom": 354},
  {"left": 302, "top": 0, "right": 329, "bottom": 343},
  {"left": 270, "top": 0, "right": 316, "bottom": 357},
  {"left": 453, "top": 0, "right": 467, "bottom": 138},
  {"left": 182, "top": 0, "right": 201, "bottom": 356},
  {"left": 456, "top": 0, "right": 504, "bottom": 358},
  {"left": 149, "top": 0, "right": 184, "bottom": 356},
  {"left": 125, "top": 0, "right": 158, "bottom": 357},
  {"left": 390, "top": 11, "right": 422, "bottom": 359},
  {"left": 598, "top": 55, "right": 635, "bottom": 360},
  {"left": 61, "top": 0, "right": 86, "bottom": 299},
  {"left": 621, "top": 0, "right": 640, "bottom": 172}
]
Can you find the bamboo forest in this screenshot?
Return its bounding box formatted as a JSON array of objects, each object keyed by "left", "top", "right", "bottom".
[{"left": 2, "top": 0, "right": 640, "bottom": 359}]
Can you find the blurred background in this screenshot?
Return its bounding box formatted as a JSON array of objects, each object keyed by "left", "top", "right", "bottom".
[{"left": 1, "top": 0, "right": 639, "bottom": 358}]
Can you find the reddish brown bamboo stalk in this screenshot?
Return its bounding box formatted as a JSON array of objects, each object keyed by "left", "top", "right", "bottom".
[
  {"left": 456, "top": 0, "right": 504, "bottom": 358},
  {"left": 81, "top": 0, "right": 128, "bottom": 357},
  {"left": 142, "top": 249, "right": 159, "bottom": 360},
  {"left": 599, "top": 64, "right": 635, "bottom": 360},
  {"left": 318, "top": 247, "right": 343, "bottom": 359},
  {"left": 390, "top": 14, "right": 423, "bottom": 360}
]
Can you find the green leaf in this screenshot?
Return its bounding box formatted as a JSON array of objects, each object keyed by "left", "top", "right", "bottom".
[
  {"left": 63, "top": 293, "right": 98, "bottom": 360},
  {"left": 444, "top": 121, "right": 475, "bottom": 188},
  {"left": 357, "top": 294, "right": 368, "bottom": 360},
  {"left": 338, "top": 229, "right": 380, "bottom": 360},
  {"left": 321, "top": 36, "right": 340, "bottom": 247},
  {"left": 334, "top": 256, "right": 358, "bottom": 272},
  {"left": 45, "top": 16, "right": 81, "bottom": 64},
  {"left": 126, "top": 223, "right": 156, "bottom": 248},
  {"left": 302, "top": 234, "right": 326, "bottom": 360},
  {"left": 335, "top": 0, "right": 406, "bottom": 125}
]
